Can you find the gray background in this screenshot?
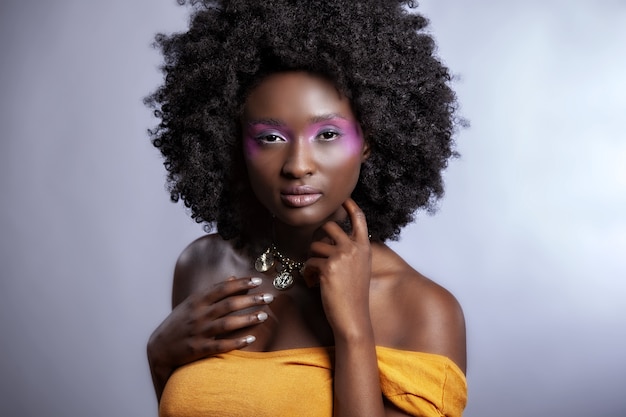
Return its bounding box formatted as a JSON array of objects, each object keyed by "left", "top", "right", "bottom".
[{"left": 1, "top": 1, "right": 625, "bottom": 416}]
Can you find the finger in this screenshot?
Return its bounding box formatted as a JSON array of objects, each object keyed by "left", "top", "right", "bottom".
[
  {"left": 201, "top": 309, "right": 270, "bottom": 338},
  {"left": 190, "top": 334, "right": 258, "bottom": 358},
  {"left": 203, "top": 276, "right": 264, "bottom": 304},
  {"left": 204, "top": 291, "right": 274, "bottom": 319},
  {"left": 342, "top": 198, "right": 368, "bottom": 242},
  {"left": 319, "top": 220, "right": 351, "bottom": 245},
  {"left": 308, "top": 239, "right": 335, "bottom": 258},
  {"left": 301, "top": 260, "right": 321, "bottom": 288}
]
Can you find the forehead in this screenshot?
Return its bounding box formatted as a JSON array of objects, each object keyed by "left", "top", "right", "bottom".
[{"left": 242, "top": 72, "right": 355, "bottom": 121}]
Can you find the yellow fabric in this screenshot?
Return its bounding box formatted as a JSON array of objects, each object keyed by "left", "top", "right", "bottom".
[
  {"left": 159, "top": 346, "right": 466, "bottom": 417},
  {"left": 376, "top": 346, "right": 466, "bottom": 416}
]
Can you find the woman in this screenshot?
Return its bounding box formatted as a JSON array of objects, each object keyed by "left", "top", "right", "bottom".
[{"left": 146, "top": 0, "right": 467, "bottom": 416}]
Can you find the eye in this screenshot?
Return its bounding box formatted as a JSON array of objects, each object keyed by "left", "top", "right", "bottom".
[
  {"left": 317, "top": 130, "right": 341, "bottom": 141},
  {"left": 256, "top": 133, "right": 286, "bottom": 144}
]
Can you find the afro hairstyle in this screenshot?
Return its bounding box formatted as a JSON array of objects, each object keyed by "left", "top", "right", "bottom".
[{"left": 145, "top": 0, "right": 460, "bottom": 244}]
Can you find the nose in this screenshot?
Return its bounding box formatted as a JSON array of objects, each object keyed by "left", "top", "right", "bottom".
[{"left": 281, "top": 138, "right": 315, "bottom": 179}]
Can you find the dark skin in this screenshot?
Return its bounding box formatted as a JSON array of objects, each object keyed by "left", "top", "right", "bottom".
[{"left": 147, "top": 72, "right": 466, "bottom": 417}]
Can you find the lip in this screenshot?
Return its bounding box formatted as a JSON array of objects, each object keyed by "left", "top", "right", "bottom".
[{"left": 280, "top": 185, "right": 323, "bottom": 208}]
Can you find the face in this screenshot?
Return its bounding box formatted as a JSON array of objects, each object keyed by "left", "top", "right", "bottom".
[{"left": 242, "top": 72, "right": 369, "bottom": 230}]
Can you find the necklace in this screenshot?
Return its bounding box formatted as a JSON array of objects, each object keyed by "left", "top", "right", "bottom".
[{"left": 254, "top": 244, "right": 305, "bottom": 290}]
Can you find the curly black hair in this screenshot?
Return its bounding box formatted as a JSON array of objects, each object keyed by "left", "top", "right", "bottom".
[{"left": 146, "top": 0, "right": 459, "bottom": 244}]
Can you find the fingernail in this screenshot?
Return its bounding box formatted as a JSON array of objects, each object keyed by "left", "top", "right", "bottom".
[
  {"left": 261, "top": 293, "right": 274, "bottom": 303},
  {"left": 257, "top": 312, "right": 268, "bottom": 321},
  {"left": 244, "top": 335, "right": 256, "bottom": 344},
  {"left": 250, "top": 277, "right": 263, "bottom": 286}
]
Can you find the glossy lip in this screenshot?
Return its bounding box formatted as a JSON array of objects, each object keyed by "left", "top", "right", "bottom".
[{"left": 280, "top": 185, "right": 323, "bottom": 208}]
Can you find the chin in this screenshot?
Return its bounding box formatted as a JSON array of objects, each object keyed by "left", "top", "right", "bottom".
[{"left": 274, "top": 206, "right": 347, "bottom": 229}]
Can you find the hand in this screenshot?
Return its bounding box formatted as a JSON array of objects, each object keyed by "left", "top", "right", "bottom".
[
  {"left": 147, "top": 276, "right": 273, "bottom": 398},
  {"left": 304, "top": 198, "right": 373, "bottom": 338}
]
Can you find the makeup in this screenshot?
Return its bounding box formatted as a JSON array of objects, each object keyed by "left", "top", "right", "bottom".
[
  {"left": 279, "top": 185, "right": 323, "bottom": 208},
  {"left": 243, "top": 116, "right": 363, "bottom": 158}
]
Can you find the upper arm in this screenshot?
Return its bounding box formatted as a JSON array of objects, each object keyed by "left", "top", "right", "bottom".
[
  {"left": 170, "top": 233, "right": 241, "bottom": 309},
  {"left": 390, "top": 277, "right": 467, "bottom": 374},
  {"left": 376, "top": 277, "right": 467, "bottom": 416},
  {"left": 171, "top": 243, "right": 199, "bottom": 309},
  {"left": 417, "top": 284, "right": 466, "bottom": 373},
  {"left": 170, "top": 234, "right": 222, "bottom": 308}
]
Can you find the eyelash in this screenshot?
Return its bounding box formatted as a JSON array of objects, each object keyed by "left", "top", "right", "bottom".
[
  {"left": 317, "top": 130, "right": 341, "bottom": 141},
  {"left": 253, "top": 128, "right": 343, "bottom": 144},
  {"left": 256, "top": 133, "right": 285, "bottom": 144}
]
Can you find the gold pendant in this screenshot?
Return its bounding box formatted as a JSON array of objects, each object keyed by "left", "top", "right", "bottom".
[
  {"left": 273, "top": 270, "right": 295, "bottom": 290},
  {"left": 255, "top": 250, "right": 275, "bottom": 272}
]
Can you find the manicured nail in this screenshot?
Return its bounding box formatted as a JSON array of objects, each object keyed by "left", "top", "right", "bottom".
[
  {"left": 258, "top": 293, "right": 273, "bottom": 303},
  {"left": 244, "top": 335, "right": 256, "bottom": 344},
  {"left": 256, "top": 312, "right": 268, "bottom": 321},
  {"left": 250, "top": 277, "right": 263, "bottom": 286}
]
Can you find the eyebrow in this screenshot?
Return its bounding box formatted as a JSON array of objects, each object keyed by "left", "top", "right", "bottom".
[
  {"left": 246, "top": 113, "right": 349, "bottom": 128},
  {"left": 246, "top": 118, "right": 283, "bottom": 127},
  {"left": 309, "top": 113, "right": 349, "bottom": 124}
]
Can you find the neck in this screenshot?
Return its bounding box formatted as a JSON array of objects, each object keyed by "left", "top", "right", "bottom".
[{"left": 272, "top": 222, "right": 319, "bottom": 262}]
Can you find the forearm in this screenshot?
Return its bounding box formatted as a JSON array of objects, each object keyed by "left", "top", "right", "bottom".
[{"left": 333, "top": 325, "right": 385, "bottom": 417}]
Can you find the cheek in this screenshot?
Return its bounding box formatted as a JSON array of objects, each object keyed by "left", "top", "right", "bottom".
[
  {"left": 242, "top": 141, "right": 277, "bottom": 199},
  {"left": 341, "top": 131, "right": 364, "bottom": 158},
  {"left": 319, "top": 153, "right": 363, "bottom": 195},
  {"left": 243, "top": 136, "right": 261, "bottom": 160},
  {"left": 245, "top": 162, "right": 273, "bottom": 207},
  {"left": 243, "top": 138, "right": 275, "bottom": 179},
  {"left": 322, "top": 130, "right": 365, "bottom": 168},
  {"left": 332, "top": 121, "right": 365, "bottom": 160}
]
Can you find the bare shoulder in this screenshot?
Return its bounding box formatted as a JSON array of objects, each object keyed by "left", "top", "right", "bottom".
[
  {"left": 171, "top": 234, "right": 244, "bottom": 307},
  {"left": 370, "top": 244, "right": 467, "bottom": 373}
]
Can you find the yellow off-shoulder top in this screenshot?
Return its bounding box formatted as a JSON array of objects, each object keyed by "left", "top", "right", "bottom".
[{"left": 159, "top": 346, "right": 466, "bottom": 417}]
